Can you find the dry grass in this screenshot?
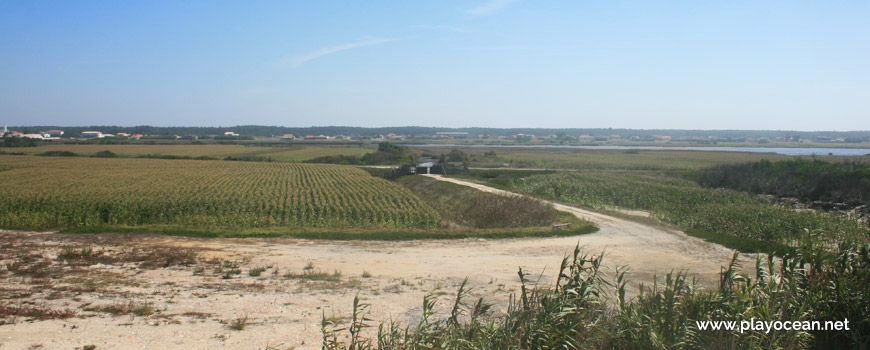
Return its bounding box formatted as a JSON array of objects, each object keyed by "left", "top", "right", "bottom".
[
  {"left": 227, "top": 315, "right": 249, "bottom": 331},
  {"left": 399, "top": 175, "right": 559, "bottom": 229},
  {"left": 0, "top": 302, "right": 77, "bottom": 321},
  {"left": 83, "top": 300, "right": 154, "bottom": 317},
  {"left": 284, "top": 269, "right": 342, "bottom": 282},
  {"left": 57, "top": 244, "right": 196, "bottom": 268}
]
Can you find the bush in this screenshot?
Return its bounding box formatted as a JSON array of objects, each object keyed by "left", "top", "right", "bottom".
[
  {"left": 0, "top": 137, "right": 40, "bottom": 148},
  {"left": 306, "top": 155, "right": 361, "bottom": 165},
  {"left": 693, "top": 159, "right": 870, "bottom": 206},
  {"left": 93, "top": 150, "right": 117, "bottom": 158},
  {"left": 360, "top": 142, "right": 415, "bottom": 165},
  {"left": 39, "top": 151, "right": 79, "bottom": 157}
]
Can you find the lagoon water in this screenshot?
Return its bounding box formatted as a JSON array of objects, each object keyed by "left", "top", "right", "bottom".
[{"left": 407, "top": 144, "right": 870, "bottom": 156}]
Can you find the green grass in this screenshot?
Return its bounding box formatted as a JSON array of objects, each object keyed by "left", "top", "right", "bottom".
[
  {"left": 399, "top": 175, "right": 567, "bottom": 229},
  {"left": 59, "top": 223, "right": 598, "bottom": 241},
  {"left": 489, "top": 171, "right": 868, "bottom": 248},
  {"left": 685, "top": 228, "right": 796, "bottom": 256},
  {"left": 284, "top": 269, "right": 342, "bottom": 281},
  {"left": 411, "top": 146, "right": 869, "bottom": 171}
]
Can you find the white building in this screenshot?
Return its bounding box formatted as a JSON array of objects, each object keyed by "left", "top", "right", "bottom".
[{"left": 80, "top": 131, "right": 104, "bottom": 139}]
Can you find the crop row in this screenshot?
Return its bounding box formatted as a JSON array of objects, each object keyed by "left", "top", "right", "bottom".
[{"left": 0, "top": 156, "right": 440, "bottom": 229}]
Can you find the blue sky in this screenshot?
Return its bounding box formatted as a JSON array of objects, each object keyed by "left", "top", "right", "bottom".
[{"left": 1, "top": 0, "right": 868, "bottom": 130}]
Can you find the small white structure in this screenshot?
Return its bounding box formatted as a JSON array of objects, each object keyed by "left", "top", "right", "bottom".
[
  {"left": 80, "top": 131, "right": 104, "bottom": 139},
  {"left": 224, "top": 131, "right": 239, "bottom": 137}
]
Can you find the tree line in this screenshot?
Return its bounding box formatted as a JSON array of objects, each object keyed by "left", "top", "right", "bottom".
[
  {"left": 13, "top": 125, "right": 870, "bottom": 140},
  {"left": 694, "top": 159, "right": 870, "bottom": 206}
]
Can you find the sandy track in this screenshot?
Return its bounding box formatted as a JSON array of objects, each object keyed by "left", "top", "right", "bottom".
[
  {"left": 421, "top": 174, "right": 755, "bottom": 288},
  {"left": 0, "top": 178, "right": 753, "bottom": 350}
]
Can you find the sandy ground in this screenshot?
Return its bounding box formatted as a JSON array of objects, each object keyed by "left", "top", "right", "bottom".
[{"left": 0, "top": 176, "right": 755, "bottom": 350}]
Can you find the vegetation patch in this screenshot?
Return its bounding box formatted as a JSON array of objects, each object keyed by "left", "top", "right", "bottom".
[
  {"left": 692, "top": 158, "right": 870, "bottom": 207},
  {"left": 492, "top": 171, "right": 869, "bottom": 247},
  {"left": 0, "top": 156, "right": 440, "bottom": 231},
  {"left": 399, "top": 175, "right": 560, "bottom": 229},
  {"left": 60, "top": 223, "right": 597, "bottom": 241},
  {"left": 38, "top": 150, "right": 79, "bottom": 157},
  {"left": 684, "top": 228, "right": 795, "bottom": 256},
  {"left": 0, "top": 303, "right": 77, "bottom": 321},
  {"left": 84, "top": 300, "right": 154, "bottom": 317},
  {"left": 323, "top": 243, "right": 870, "bottom": 349},
  {"left": 306, "top": 142, "right": 414, "bottom": 166}
]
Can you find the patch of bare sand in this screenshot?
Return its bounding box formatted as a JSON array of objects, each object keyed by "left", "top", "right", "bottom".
[{"left": 0, "top": 178, "right": 756, "bottom": 349}]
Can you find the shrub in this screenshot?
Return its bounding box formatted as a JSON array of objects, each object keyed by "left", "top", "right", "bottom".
[{"left": 322, "top": 243, "right": 870, "bottom": 349}]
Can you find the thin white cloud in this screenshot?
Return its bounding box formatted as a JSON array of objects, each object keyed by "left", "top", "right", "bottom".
[
  {"left": 467, "top": 0, "right": 518, "bottom": 15},
  {"left": 412, "top": 24, "right": 475, "bottom": 33},
  {"left": 451, "top": 45, "right": 532, "bottom": 51},
  {"left": 284, "top": 37, "right": 397, "bottom": 68}
]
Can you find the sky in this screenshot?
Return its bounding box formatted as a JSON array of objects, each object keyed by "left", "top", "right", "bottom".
[{"left": 1, "top": 0, "right": 868, "bottom": 130}]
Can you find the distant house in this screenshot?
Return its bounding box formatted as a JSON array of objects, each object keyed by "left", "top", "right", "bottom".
[
  {"left": 22, "top": 134, "right": 45, "bottom": 139},
  {"left": 131, "top": 134, "right": 143, "bottom": 140},
  {"left": 45, "top": 130, "right": 64, "bottom": 137},
  {"left": 116, "top": 132, "right": 130, "bottom": 137},
  {"left": 415, "top": 157, "right": 442, "bottom": 175},
  {"left": 436, "top": 132, "right": 469, "bottom": 139},
  {"left": 4, "top": 132, "right": 23, "bottom": 138},
  {"left": 80, "top": 131, "right": 104, "bottom": 139},
  {"left": 281, "top": 134, "right": 295, "bottom": 140},
  {"left": 224, "top": 131, "right": 239, "bottom": 137}
]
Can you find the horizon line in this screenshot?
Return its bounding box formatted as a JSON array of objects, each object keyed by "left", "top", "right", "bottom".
[{"left": 5, "top": 125, "right": 870, "bottom": 133}]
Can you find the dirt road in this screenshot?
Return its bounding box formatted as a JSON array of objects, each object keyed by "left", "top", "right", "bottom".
[
  {"left": 421, "top": 174, "right": 753, "bottom": 285},
  {"left": 0, "top": 177, "right": 753, "bottom": 350}
]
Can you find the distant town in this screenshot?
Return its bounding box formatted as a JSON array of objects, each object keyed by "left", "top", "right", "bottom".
[{"left": 2, "top": 125, "right": 870, "bottom": 146}]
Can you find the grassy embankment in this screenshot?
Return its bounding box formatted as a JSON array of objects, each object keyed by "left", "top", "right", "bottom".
[{"left": 397, "top": 175, "right": 594, "bottom": 235}]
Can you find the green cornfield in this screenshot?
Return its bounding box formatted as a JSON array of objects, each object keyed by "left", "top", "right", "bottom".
[{"left": 0, "top": 156, "right": 439, "bottom": 230}]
